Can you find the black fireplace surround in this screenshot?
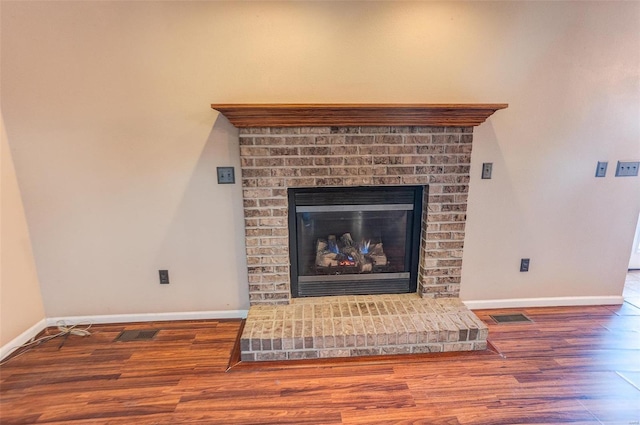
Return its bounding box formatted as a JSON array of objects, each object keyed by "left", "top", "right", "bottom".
[{"left": 288, "top": 186, "right": 425, "bottom": 298}]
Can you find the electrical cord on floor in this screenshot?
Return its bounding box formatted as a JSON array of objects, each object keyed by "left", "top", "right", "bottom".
[{"left": 0, "top": 321, "right": 92, "bottom": 366}]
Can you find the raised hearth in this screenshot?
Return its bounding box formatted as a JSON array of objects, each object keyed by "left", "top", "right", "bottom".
[{"left": 240, "top": 294, "right": 488, "bottom": 361}]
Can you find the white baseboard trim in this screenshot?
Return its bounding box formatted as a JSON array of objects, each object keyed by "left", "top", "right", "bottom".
[
  {"left": 46, "top": 310, "right": 248, "bottom": 327},
  {"left": 463, "top": 296, "right": 624, "bottom": 310},
  {"left": 1, "top": 318, "right": 47, "bottom": 361}
]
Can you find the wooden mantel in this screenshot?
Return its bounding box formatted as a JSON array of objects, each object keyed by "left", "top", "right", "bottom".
[{"left": 211, "top": 103, "right": 508, "bottom": 127}]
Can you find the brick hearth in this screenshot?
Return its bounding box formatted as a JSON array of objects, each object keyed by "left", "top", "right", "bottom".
[{"left": 240, "top": 294, "right": 488, "bottom": 361}]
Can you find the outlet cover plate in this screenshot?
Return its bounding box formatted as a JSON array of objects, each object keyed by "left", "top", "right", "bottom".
[
  {"left": 520, "top": 258, "right": 530, "bottom": 272},
  {"left": 159, "top": 270, "right": 169, "bottom": 284},
  {"left": 217, "top": 167, "right": 235, "bottom": 184},
  {"left": 595, "top": 161, "right": 608, "bottom": 177},
  {"left": 615, "top": 161, "right": 639, "bottom": 177}
]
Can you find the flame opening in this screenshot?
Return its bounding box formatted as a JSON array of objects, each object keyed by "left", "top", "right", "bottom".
[{"left": 339, "top": 255, "right": 355, "bottom": 266}]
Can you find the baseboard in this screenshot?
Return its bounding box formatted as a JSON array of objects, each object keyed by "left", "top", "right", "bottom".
[
  {"left": 46, "top": 309, "right": 248, "bottom": 327},
  {"left": 463, "top": 296, "right": 624, "bottom": 310},
  {"left": 1, "top": 318, "right": 47, "bottom": 361}
]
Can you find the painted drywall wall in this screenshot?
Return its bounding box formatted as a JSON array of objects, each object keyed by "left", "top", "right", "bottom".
[
  {"left": 1, "top": 2, "right": 250, "bottom": 317},
  {"left": 1, "top": 1, "right": 638, "bottom": 317},
  {"left": 1, "top": 113, "right": 46, "bottom": 345}
]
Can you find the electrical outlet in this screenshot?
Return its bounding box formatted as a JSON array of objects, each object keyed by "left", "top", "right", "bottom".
[
  {"left": 595, "top": 161, "right": 608, "bottom": 178},
  {"left": 159, "top": 270, "right": 170, "bottom": 284},
  {"left": 520, "top": 258, "right": 530, "bottom": 272},
  {"left": 615, "top": 161, "right": 639, "bottom": 177},
  {"left": 481, "top": 163, "right": 493, "bottom": 179},
  {"left": 217, "top": 167, "right": 235, "bottom": 184}
]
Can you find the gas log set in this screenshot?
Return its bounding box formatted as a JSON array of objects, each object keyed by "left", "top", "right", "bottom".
[{"left": 315, "top": 233, "right": 388, "bottom": 274}]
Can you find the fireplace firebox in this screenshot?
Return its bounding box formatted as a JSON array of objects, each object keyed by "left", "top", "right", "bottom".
[{"left": 288, "top": 186, "right": 424, "bottom": 298}]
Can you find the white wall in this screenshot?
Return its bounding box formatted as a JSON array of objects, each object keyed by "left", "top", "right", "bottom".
[
  {"left": 1, "top": 112, "right": 46, "bottom": 346},
  {"left": 1, "top": 1, "right": 638, "bottom": 317}
]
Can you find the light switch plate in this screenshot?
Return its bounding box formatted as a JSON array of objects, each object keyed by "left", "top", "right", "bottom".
[
  {"left": 159, "top": 270, "right": 169, "bottom": 284},
  {"left": 595, "top": 161, "right": 608, "bottom": 178},
  {"left": 217, "top": 167, "right": 235, "bottom": 184},
  {"left": 482, "top": 163, "right": 493, "bottom": 179},
  {"left": 615, "top": 161, "right": 639, "bottom": 177}
]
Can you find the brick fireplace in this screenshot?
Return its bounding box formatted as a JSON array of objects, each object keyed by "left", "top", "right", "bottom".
[
  {"left": 239, "top": 125, "right": 473, "bottom": 304},
  {"left": 213, "top": 104, "right": 506, "bottom": 360}
]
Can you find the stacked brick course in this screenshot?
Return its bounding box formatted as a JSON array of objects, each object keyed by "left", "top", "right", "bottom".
[{"left": 239, "top": 126, "right": 473, "bottom": 305}]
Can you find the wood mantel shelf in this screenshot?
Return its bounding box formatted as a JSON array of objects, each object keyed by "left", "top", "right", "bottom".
[{"left": 211, "top": 103, "right": 508, "bottom": 127}]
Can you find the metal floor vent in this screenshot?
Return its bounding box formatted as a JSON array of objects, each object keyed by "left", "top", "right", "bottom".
[
  {"left": 115, "top": 329, "right": 159, "bottom": 342},
  {"left": 490, "top": 313, "right": 533, "bottom": 324}
]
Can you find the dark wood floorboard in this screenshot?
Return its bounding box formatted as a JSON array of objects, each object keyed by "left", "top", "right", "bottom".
[{"left": 2, "top": 304, "right": 640, "bottom": 425}]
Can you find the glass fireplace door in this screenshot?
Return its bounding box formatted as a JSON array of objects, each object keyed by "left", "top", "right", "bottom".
[{"left": 288, "top": 186, "right": 424, "bottom": 298}]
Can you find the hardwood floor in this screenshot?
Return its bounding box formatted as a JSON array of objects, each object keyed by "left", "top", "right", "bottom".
[{"left": 2, "top": 297, "right": 640, "bottom": 423}]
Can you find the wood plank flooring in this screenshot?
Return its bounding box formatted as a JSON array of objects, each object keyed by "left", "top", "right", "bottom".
[{"left": 2, "top": 301, "right": 640, "bottom": 424}]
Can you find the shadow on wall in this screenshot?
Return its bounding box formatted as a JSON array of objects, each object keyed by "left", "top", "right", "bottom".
[
  {"left": 155, "top": 114, "right": 249, "bottom": 310},
  {"left": 460, "top": 120, "right": 534, "bottom": 301}
]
